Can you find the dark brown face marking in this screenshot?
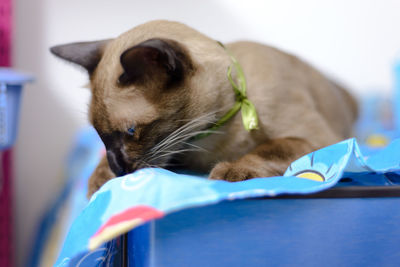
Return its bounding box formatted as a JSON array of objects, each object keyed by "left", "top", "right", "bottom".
[{"left": 99, "top": 131, "right": 127, "bottom": 176}]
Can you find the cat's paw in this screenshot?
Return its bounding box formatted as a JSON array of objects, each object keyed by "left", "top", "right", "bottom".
[
  {"left": 87, "top": 156, "right": 115, "bottom": 199},
  {"left": 209, "top": 156, "right": 285, "bottom": 182},
  {"left": 209, "top": 161, "right": 261, "bottom": 181}
]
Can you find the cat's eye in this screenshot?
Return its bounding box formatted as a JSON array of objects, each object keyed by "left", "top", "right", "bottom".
[{"left": 127, "top": 125, "right": 136, "bottom": 136}]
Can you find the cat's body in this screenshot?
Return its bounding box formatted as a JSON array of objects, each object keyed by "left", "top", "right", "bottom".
[
  {"left": 183, "top": 41, "right": 356, "bottom": 172},
  {"left": 51, "top": 20, "right": 357, "bottom": 197}
]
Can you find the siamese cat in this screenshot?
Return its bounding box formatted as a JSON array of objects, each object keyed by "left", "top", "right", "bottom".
[{"left": 51, "top": 20, "right": 357, "bottom": 198}]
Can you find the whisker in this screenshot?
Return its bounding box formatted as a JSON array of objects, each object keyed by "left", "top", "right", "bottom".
[
  {"left": 147, "top": 148, "right": 202, "bottom": 163},
  {"left": 150, "top": 112, "right": 219, "bottom": 154},
  {"left": 144, "top": 108, "right": 227, "bottom": 165},
  {"left": 182, "top": 142, "right": 208, "bottom": 152},
  {"left": 149, "top": 129, "right": 223, "bottom": 158},
  {"left": 145, "top": 130, "right": 224, "bottom": 163},
  {"left": 137, "top": 159, "right": 158, "bottom": 169}
]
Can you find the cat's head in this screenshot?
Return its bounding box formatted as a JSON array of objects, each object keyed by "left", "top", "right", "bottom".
[{"left": 51, "top": 20, "right": 231, "bottom": 176}]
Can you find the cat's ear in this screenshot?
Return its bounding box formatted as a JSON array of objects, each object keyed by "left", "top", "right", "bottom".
[
  {"left": 50, "top": 39, "right": 111, "bottom": 74},
  {"left": 118, "top": 38, "right": 188, "bottom": 86}
]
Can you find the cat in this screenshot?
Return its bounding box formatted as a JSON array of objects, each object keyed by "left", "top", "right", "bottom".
[{"left": 50, "top": 20, "right": 358, "bottom": 198}]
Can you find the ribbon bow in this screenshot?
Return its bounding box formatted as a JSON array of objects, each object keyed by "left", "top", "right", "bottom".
[{"left": 194, "top": 42, "right": 259, "bottom": 140}]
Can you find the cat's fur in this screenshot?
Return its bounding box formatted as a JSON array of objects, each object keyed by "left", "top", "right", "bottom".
[{"left": 51, "top": 20, "right": 358, "bottom": 198}]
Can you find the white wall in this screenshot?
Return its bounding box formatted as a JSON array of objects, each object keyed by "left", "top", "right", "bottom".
[{"left": 13, "top": 0, "right": 400, "bottom": 265}]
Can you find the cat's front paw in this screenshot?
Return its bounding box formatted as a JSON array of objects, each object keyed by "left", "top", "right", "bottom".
[
  {"left": 209, "top": 156, "right": 285, "bottom": 182},
  {"left": 209, "top": 161, "right": 261, "bottom": 181}
]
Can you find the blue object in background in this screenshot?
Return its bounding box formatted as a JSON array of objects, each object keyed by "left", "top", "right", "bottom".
[
  {"left": 394, "top": 58, "right": 400, "bottom": 132},
  {"left": 0, "top": 68, "right": 33, "bottom": 150},
  {"left": 28, "top": 128, "right": 104, "bottom": 267}
]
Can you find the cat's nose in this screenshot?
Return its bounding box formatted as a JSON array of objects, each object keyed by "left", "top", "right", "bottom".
[{"left": 106, "top": 149, "right": 128, "bottom": 176}]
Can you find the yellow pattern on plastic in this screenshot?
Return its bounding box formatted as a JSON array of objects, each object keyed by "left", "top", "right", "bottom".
[
  {"left": 366, "top": 134, "right": 389, "bottom": 147},
  {"left": 296, "top": 171, "right": 325, "bottom": 182}
]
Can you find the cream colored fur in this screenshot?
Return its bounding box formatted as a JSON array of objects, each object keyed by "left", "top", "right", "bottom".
[{"left": 51, "top": 20, "right": 357, "bottom": 197}]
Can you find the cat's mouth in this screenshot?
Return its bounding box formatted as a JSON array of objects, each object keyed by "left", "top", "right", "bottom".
[
  {"left": 107, "top": 147, "right": 173, "bottom": 176},
  {"left": 107, "top": 154, "right": 152, "bottom": 176}
]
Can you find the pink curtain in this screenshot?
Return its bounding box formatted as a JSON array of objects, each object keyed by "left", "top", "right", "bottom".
[
  {"left": 0, "top": 0, "right": 12, "bottom": 66},
  {"left": 0, "top": 0, "right": 13, "bottom": 266}
]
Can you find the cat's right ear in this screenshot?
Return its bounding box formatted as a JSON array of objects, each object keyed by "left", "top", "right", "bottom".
[{"left": 50, "top": 39, "right": 111, "bottom": 74}]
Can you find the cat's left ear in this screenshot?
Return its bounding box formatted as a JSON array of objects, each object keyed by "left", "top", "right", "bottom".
[
  {"left": 119, "top": 38, "right": 191, "bottom": 86},
  {"left": 50, "top": 39, "right": 111, "bottom": 74}
]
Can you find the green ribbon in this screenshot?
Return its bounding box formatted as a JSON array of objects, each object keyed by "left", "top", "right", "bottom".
[{"left": 194, "top": 43, "right": 259, "bottom": 140}]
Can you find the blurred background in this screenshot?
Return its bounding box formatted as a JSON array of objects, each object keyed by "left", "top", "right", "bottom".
[{"left": 6, "top": 0, "right": 400, "bottom": 265}]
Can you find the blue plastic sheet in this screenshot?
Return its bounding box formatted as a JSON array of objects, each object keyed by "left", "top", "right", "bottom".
[{"left": 55, "top": 136, "right": 400, "bottom": 266}]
